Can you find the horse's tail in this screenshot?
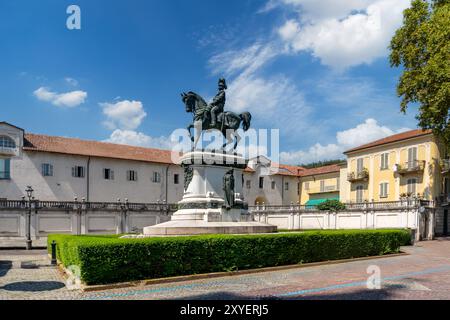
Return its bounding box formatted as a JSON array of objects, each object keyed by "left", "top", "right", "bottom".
[{"left": 240, "top": 112, "right": 252, "bottom": 132}]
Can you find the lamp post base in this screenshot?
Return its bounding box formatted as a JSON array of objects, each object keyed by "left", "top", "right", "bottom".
[{"left": 26, "top": 239, "right": 32, "bottom": 250}]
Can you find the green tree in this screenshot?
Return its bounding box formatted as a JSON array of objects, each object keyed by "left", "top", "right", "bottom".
[
  {"left": 390, "top": 0, "right": 450, "bottom": 147},
  {"left": 317, "top": 200, "right": 346, "bottom": 212}
]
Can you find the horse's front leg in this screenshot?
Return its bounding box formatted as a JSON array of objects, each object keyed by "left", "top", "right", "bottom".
[
  {"left": 187, "top": 124, "right": 194, "bottom": 142},
  {"left": 234, "top": 131, "right": 241, "bottom": 150},
  {"left": 193, "top": 121, "right": 202, "bottom": 150},
  {"left": 222, "top": 129, "right": 233, "bottom": 150}
]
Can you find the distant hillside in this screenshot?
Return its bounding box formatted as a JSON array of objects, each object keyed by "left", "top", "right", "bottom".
[{"left": 300, "top": 159, "right": 345, "bottom": 169}]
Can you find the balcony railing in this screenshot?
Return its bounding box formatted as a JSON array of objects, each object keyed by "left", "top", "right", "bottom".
[
  {"left": 249, "top": 199, "right": 430, "bottom": 213},
  {"left": 307, "top": 185, "right": 340, "bottom": 194},
  {"left": 0, "top": 200, "right": 179, "bottom": 213},
  {"left": 396, "top": 160, "right": 425, "bottom": 175},
  {"left": 347, "top": 169, "right": 369, "bottom": 182},
  {"left": 0, "top": 146, "right": 17, "bottom": 156}
]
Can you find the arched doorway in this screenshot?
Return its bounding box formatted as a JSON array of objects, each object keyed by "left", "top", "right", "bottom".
[{"left": 255, "top": 196, "right": 267, "bottom": 205}]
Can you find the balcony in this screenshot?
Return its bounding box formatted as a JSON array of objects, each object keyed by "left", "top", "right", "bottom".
[
  {"left": 347, "top": 169, "right": 369, "bottom": 183},
  {"left": 396, "top": 160, "right": 425, "bottom": 175},
  {"left": 441, "top": 159, "right": 450, "bottom": 175},
  {"left": 0, "top": 146, "right": 17, "bottom": 157},
  {"left": 308, "top": 185, "right": 340, "bottom": 194}
]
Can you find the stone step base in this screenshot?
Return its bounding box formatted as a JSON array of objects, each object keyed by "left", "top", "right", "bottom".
[{"left": 143, "top": 221, "right": 277, "bottom": 236}]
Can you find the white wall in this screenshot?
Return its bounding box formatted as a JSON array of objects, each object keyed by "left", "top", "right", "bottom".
[
  {"left": 243, "top": 170, "right": 299, "bottom": 206},
  {"left": 0, "top": 150, "right": 300, "bottom": 205},
  {"left": 0, "top": 151, "right": 185, "bottom": 203}
]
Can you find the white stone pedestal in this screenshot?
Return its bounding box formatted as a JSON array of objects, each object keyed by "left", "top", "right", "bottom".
[{"left": 144, "top": 151, "right": 277, "bottom": 236}]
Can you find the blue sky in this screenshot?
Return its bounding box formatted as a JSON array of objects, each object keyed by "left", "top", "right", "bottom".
[{"left": 0, "top": 0, "right": 419, "bottom": 164}]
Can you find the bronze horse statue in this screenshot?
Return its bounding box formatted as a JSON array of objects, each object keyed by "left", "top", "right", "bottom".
[{"left": 181, "top": 91, "right": 251, "bottom": 150}]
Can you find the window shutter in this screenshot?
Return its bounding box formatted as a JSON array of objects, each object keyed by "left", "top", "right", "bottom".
[
  {"left": 72, "top": 167, "right": 75, "bottom": 177},
  {"left": 111, "top": 170, "right": 114, "bottom": 180},
  {"left": 50, "top": 165, "right": 53, "bottom": 176},
  {"left": 357, "top": 158, "right": 363, "bottom": 172},
  {"left": 5, "top": 159, "right": 10, "bottom": 179}
]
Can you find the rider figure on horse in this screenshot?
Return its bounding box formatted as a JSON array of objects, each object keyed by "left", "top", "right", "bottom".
[{"left": 210, "top": 78, "right": 227, "bottom": 127}]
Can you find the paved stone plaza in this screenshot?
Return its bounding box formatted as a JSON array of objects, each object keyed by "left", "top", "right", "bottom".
[{"left": 2, "top": 239, "right": 450, "bottom": 300}]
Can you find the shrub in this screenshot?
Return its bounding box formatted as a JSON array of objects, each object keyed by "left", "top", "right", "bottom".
[
  {"left": 317, "top": 199, "right": 346, "bottom": 211},
  {"left": 48, "top": 229, "right": 411, "bottom": 285}
]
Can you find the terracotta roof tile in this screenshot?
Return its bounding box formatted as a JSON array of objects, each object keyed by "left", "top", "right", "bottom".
[
  {"left": 24, "top": 133, "right": 174, "bottom": 165},
  {"left": 277, "top": 164, "right": 304, "bottom": 177},
  {"left": 23, "top": 133, "right": 306, "bottom": 176},
  {"left": 298, "top": 164, "right": 342, "bottom": 177},
  {"left": 344, "top": 129, "right": 432, "bottom": 154}
]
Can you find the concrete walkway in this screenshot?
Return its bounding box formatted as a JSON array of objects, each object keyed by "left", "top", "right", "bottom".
[
  {"left": 2, "top": 238, "right": 450, "bottom": 299},
  {"left": 0, "top": 238, "right": 47, "bottom": 249}
]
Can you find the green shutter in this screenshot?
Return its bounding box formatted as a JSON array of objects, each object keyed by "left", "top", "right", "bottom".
[{"left": 5, "top": 159, "right": 10, "bottom": 179}]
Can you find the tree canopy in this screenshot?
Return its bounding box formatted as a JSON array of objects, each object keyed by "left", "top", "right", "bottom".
[{"left": 390, "top": 0, "right": 450, "bottom": 147}]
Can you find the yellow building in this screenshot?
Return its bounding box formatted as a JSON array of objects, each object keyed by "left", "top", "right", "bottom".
[
  {"left": 342, "top": 129, "right": 445, "bottom": 203},
  {"left": 298, "top": 164, "right": 342, "bottom": 206}
]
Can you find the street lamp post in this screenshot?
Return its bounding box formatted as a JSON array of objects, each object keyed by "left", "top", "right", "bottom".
[{"left": 25, "top": 186, "right": 34, "bottom": 250}]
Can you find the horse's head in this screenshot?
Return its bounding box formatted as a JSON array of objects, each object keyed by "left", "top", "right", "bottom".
[
  {"left": 181, "top": 91, "right": 207, "bottom": 114},
  {"left": 181, "top": 92, "right": 194, "bottom": 113}
]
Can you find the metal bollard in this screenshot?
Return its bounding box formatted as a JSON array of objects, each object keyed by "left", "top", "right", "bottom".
[{"left": 51, "top": 240, "right": 57, "bottom": 266}]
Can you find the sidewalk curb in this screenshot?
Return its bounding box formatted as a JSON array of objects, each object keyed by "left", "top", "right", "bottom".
[{"left": 73, "top": 251, "right": 408, "bottom": 292}]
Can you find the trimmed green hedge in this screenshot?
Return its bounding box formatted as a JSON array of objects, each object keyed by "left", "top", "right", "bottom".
[{"left": 48, "top": 229, "right": 411, "bottom": 285}]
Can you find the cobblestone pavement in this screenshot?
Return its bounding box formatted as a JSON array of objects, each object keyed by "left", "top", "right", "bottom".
[
  {"left": 2, "top": 239, "right": 450, "bottom": 300},
  {"left": 0, "top": 250, "right": 81, "bottom": 300}
]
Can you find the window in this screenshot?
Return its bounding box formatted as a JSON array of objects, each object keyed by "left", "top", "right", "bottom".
[
  {"left": 246, "top": 180, "right": 251, "bottom": 189},
  {"left": 127, "top": 170, "right": 138, "bottom": 181},
  {"left": 42, "top": 163, "right": 53, "bottom": 177},
  {"left": 305, "top": 182, "right": 310, "bottom": 190},
  {"left": 0, "top": 159, "right": 11, "bottom": 180},
  {"left": 259, "top": 177, "right": 264, "bottom": 189},
  {"left": 407, "top": 178, "right": 417, "bottom": 194},
  {"left": 285, "top": 182, "right": 289, "bottom": 191},
  {"left": 380, "top": 153, "right": 389, "bottom": 170},
  {"left": 380, "top": 182, "right": 389, "bottom": 198},
  {"left": 320, "top": 180, "right": 325, "bottom": 192},
  {"left": 0, "top": 136, "right": 15, "bottom": 149},
  {"left": 152, "top": 172, "right": 161, "bottom": 183},
  {"left": 357, "top": 158, "right": 364, "bottom": 173},
  {"left": 336, "top": 177, "right": 340, "bottom": 188},
  {"left": 408, "top": 147, "right": 418, "bottom": 168},
  {"left": 72, "top": 166, "right": 85, "bottom": 178},
  {"left": 174, "top": 174, "right": 180, "bottom": 185},
  {"left": 271, "top": 181, "right": 276, "bottom": 190},
  {"left": 356, "top": 185, "right": 364, "bottom": 203},
  {"left": 103, "top": 168, "right": 114, "bottom": 180}
]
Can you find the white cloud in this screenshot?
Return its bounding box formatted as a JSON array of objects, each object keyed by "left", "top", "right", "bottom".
[
  {"left": 336, "top": 118, "right": 395, "bottom": 148},
  {"left": 105, "top": 129, "right": 174, "bottom": 149},
  {"left": 275, "top": 0, "right": 411, "bottom": 70},
  {"left": 65, "top": 77, "right": 79, "bottom": 86},
  {"left": 209, "top": 44, "right": 279, "bottom": 77},
  {"left": 33, "top": 87, "right": 87, "bottom": 108},
  {"left": 280, "top": 118, "right": 410, "bottom": 164},
  {"left": 209, "top": 43, "right": 310, "bottom": 135},
  {"left": 100, "top": 100, "right": 147, "bottom": 131}
]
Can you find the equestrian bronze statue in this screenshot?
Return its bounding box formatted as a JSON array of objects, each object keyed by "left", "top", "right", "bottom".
[{"left": 181, "top": 78, "right": 252, "bottom": 150}]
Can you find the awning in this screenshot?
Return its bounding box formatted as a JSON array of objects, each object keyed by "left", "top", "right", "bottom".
[{"left": 305, "top": 197, "right": 339, "bottom": 207}]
